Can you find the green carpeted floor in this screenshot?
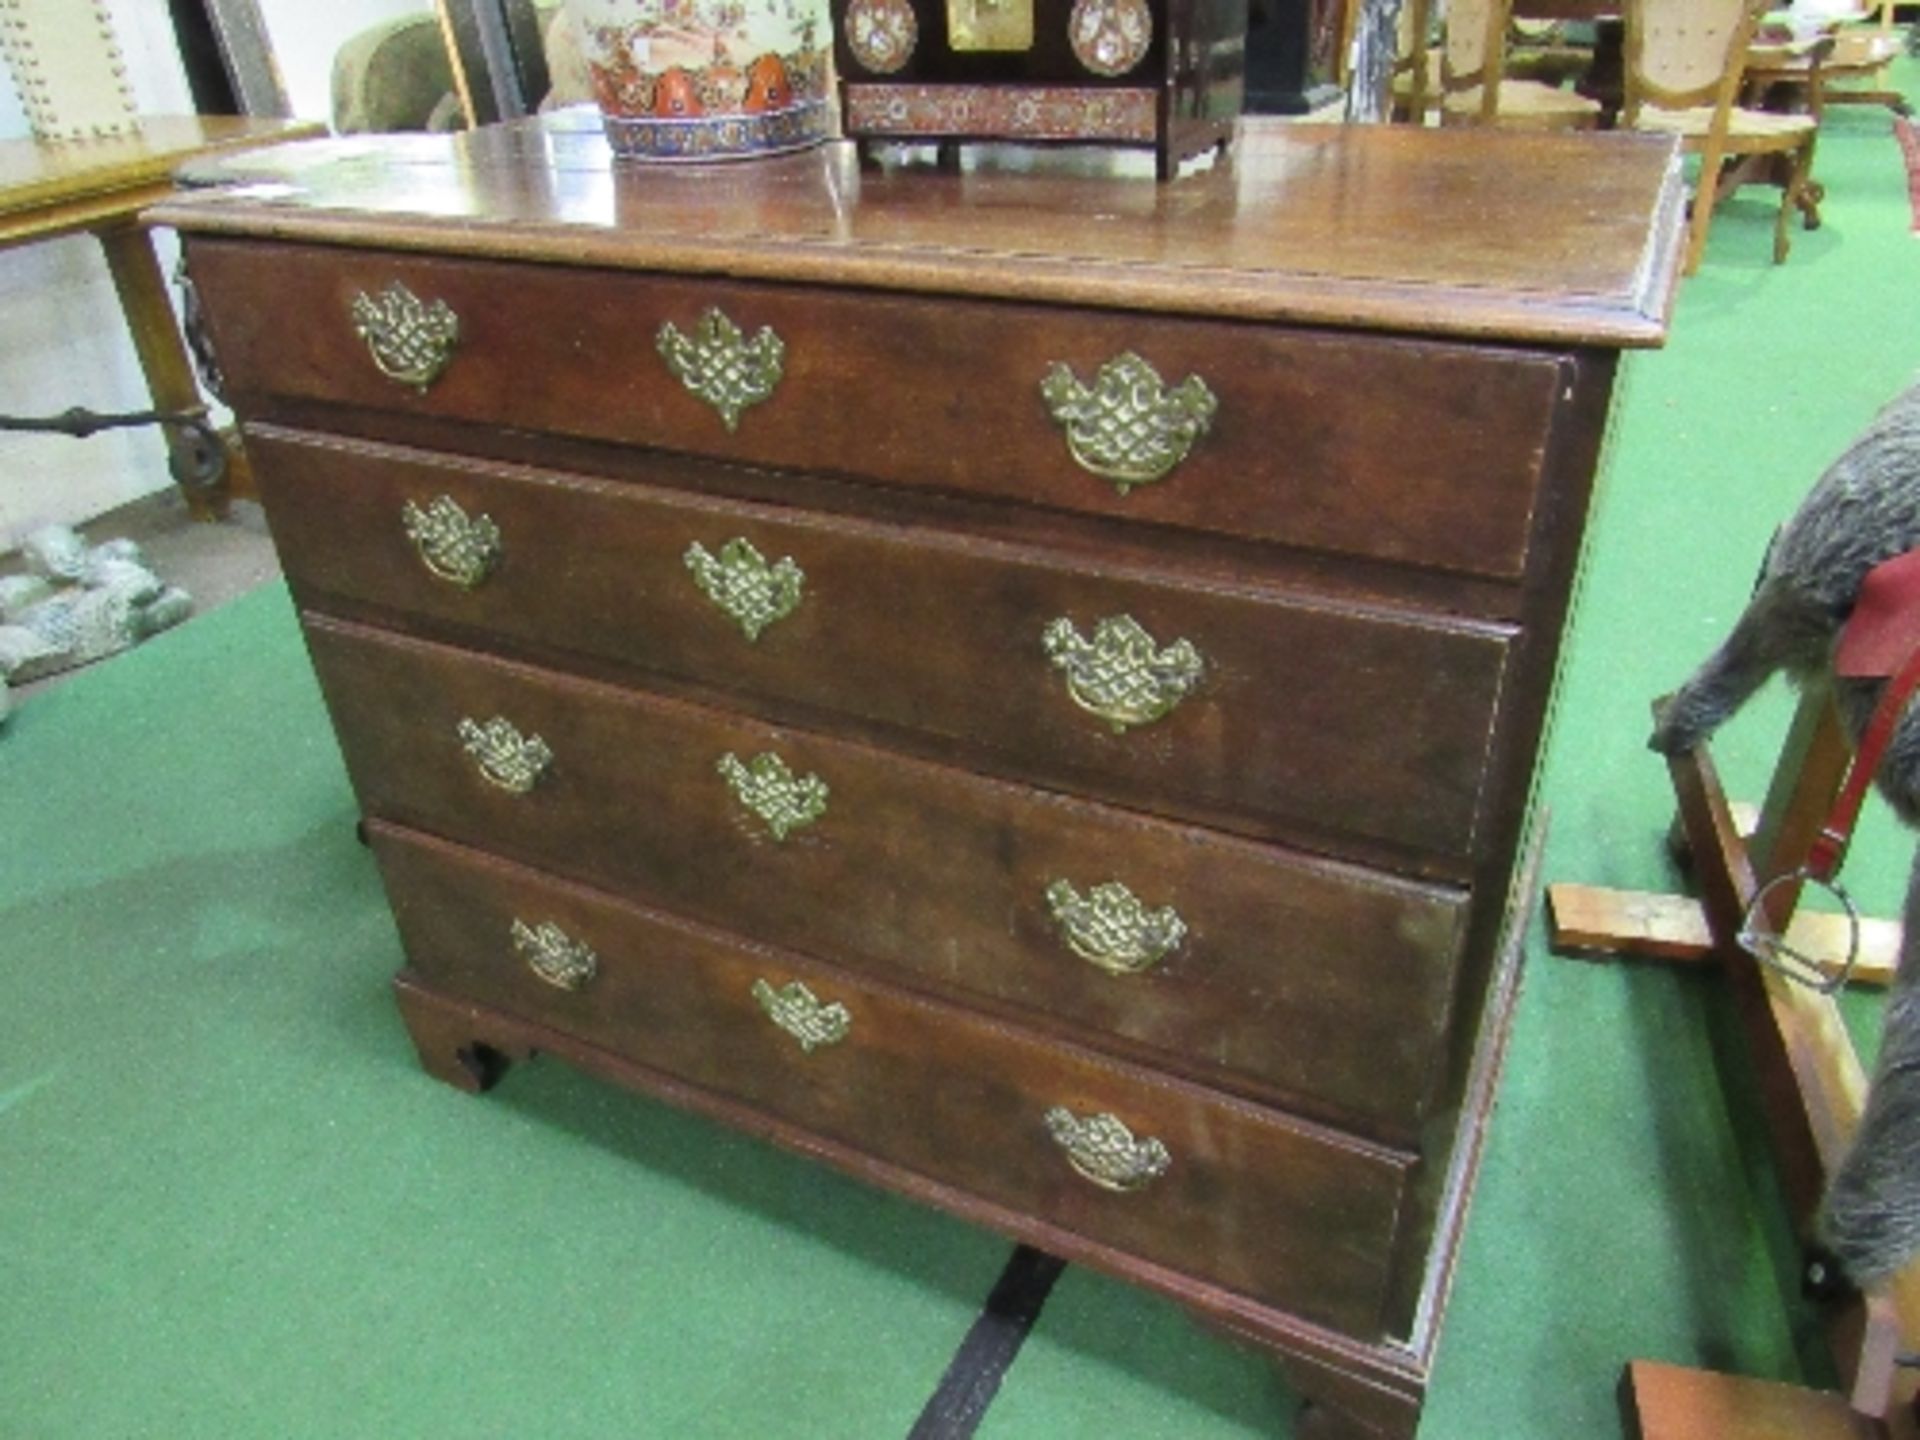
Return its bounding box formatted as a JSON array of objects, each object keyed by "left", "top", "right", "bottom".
[{"left": 5, "top": 72, "right": 1920, "bottom": 1438}]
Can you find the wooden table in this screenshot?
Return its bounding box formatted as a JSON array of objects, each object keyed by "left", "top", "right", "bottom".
[{"left": 0, "top": 115, "right": 323, "bottom": 519}]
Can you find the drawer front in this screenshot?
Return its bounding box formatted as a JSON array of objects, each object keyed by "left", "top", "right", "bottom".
[
  {"left": 258, "top": 429, "right": 1512, "bottom": 863},
  {"left": 192, "top": 238, "right": 1565, "bottom": 580},
  {"left": 369, "top": 821, "right": 1412, "bottom": 1338},
  {"left": 306, "top": 618, "right": 1470, "bottom": 1138}
]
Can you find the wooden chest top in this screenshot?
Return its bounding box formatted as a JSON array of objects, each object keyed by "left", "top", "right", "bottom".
[{"left": 153, "top": 111, "right": 1684, "bottom": 348}]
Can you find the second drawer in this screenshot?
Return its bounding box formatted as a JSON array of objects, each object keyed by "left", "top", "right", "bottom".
[{"left": 306, "top": 617, "right": 1470, "bottom": 1141}]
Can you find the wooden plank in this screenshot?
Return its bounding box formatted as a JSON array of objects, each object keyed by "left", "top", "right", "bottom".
[
  {"left": 1669, "top": 727, "right": 1832, "bottom": 1219},
  {"left": 1737, "top": 691, "right": 1874, "bottom": 1183},
  {"left": 203, "top": 0, "right": 291, "bottom": 117},
  {"left": 1620, "top": 1359, "right": 1879, "bottom": 1440},
  {"left": 1546, "top": 882, "right": 1899, "bottom": 987}
]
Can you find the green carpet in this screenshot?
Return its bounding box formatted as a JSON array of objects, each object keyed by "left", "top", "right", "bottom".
[
  {"left": 0, "top": 584, "right": 1015, "bottom": 1438},
  {"left": 5, "top": 72, "right": 1920, "bottom": 1438}
]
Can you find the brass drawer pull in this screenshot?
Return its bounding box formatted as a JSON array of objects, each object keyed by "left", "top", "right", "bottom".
[
  {"left": 1040, "top": 352, "right": 1217, "bottom": 494},
  {"left": 350, "top": 281, "right": 459, "bottom": 391},
  {"left": 403, "top": 494, "right": 501, "bottom": 588},
  {"left": 458, "top": 715, "right": 553, "bottom": 793},
  {"left": 657, "top": 307, "right": 785, "bottom": 433},
  {"left": 685, "top": 537, "right": 804, "bottom": 641},
  {"left": 1045, "top": 879, "right": 1186, "bottom": 975},
  {"left": 948, "top": 0, "right": 1032, "bottom": 50},
  {"left": 1044, "top": 1106, "right": 1171, "bottom": 1192},
  {"left": 718, "top": 750, "right": 828, "bottom": 840},
  {"left": 1042, "top": 614, "right": 1203, "bottom": 732},
  {"left": 751, "top": 978, "right": 851, "bottom": 1052},
  {"left": 511, "top": 918, "right": 597, "bottom": 991}
]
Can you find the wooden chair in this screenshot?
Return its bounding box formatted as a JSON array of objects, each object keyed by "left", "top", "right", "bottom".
[
  {"left": 1744, "top": 1, "right": 1912, "bottom": 122},
  {"left": 1622, "top": 0, "right": 1821, "bottom": 275},
  {"left": 1389, "top": 0, "right": 1440, "bottom": 122},
  {"left": 1440, "top": 0, "right": 1603, "bottom": 129}
]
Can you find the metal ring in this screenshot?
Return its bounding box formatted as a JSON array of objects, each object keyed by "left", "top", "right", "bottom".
[{"left": 1735, "top": 867, "right": 1862, "bottom": 994}]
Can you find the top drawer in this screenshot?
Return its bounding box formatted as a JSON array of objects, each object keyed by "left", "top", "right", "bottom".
[{"left": 187, "top": 238, "right": 1567, "bottom": 581}]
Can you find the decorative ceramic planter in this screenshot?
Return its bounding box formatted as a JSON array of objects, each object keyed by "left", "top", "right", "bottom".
[{"left": 565, "top": 0, "right": 833, "bottom": 161}]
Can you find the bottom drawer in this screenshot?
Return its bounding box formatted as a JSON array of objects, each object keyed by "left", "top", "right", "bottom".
[{"left": 369, "top": 821, "right": 1415, "bottom": 1339}]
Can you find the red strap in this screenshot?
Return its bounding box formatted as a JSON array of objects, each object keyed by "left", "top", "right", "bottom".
[
  {"left": 1836, "top": 547, "right": 1920, "bottom": 677},
  {"left": 1808, "top": 640, "right": 1920, "bottom": 880}
]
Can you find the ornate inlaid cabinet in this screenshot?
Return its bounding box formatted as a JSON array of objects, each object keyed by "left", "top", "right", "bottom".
[
  {"left": 828, "top": 0, "right": 1247, "bottom": 177},
  {"left": 158, "top": 114, "right": 1682, "bottom": 1439}
]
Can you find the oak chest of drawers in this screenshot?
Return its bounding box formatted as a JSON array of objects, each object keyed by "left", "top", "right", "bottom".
[{"left": 159, "top": 112, "right": 1682, "bottom": 1439}]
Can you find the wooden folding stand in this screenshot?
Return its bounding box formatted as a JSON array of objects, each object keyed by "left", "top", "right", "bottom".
[{"left": 1546, "top": 686, "right": 1920, "bottom": 1439}]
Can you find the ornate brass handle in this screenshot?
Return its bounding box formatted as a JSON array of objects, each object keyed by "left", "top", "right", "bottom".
[
  {"left": 752, "top": 978, "right": 851, "bottom": 1052},
  {"left": 657, "top": 307, "right": 785, "bottom": 433},
  {"left": 1039, "top": 352, "right": 1217, "bottom": 494},
  {"left": 350, "top": 281, "right": 459, "bottom": 391},
  {"left": 1042, "top": 614, "right": 1203, "bottom": 732},
  {"left": 511, "top": 918, "right": 597, "bottom": 991},
  {"left": 718, "top": 750, "right": 828, "bottom": 840},
  {"left": 458, "top": 715, "right": 553, "bottom": 793},
  {"left": 1045, "top": 879, "right": 1186, "bottom": 975},
  {"left": 1044, "top": 1106, "right": 1171, "bottom": 1192},
  {"left": 403, "top": 494, "right": 501, "bottom": 588},
  {"left": 685, "top": 537, "right": 804, "bottom": 641}
]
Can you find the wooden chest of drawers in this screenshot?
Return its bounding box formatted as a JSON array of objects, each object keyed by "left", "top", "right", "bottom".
[{"left": 158, "top": 113, "right": 1682, "bottom": 1439}]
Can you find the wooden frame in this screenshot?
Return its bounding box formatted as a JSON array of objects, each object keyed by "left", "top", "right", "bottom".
[
  {"left": 1549, "top": 685, "right": 1920, "bottom": 1438},
  {"left": 432, "top": 0, "right": 550, "bottom": 128},
  {"left": 199, "top": 0, "right": 292, "bottom": 117}
]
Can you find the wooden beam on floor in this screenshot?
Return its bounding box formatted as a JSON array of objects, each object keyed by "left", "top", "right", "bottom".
[
  {"left": 1621, "top": 1359, "right": 1881, "bottom": 1440},
  {"left": 1547, "top": 882, "right": 1899, "bottom": 987}
]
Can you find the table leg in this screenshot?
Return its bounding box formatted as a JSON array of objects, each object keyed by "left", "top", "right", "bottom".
[{"left": 95, "top": 221, "right": 237, "bottom": 520}]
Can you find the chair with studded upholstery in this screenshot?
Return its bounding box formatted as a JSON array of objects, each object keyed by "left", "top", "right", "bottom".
[
  {"left": 1622, "top": 0, "right": 1821, "bottom": 274},
  {"left": 1439, "top": 0, "right": 1604, "bottom": 128}
]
